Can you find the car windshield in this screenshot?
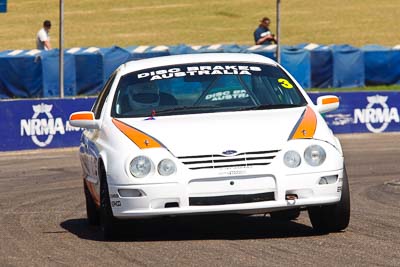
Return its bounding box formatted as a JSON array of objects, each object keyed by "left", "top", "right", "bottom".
[{"left": 111, "top": 62, "right": 307, "bottom": 117}]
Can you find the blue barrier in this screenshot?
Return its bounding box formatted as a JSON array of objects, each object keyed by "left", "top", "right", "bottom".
[
  {"left": 245, "top": 44, "right": 276, "bottom": 61},
  {"left": 41, "top": 50, "right": 77, "bottom": 97},
  {"left": 362, "top": 45, "right": 400, "bottom": 85},
  {"left": 1, "top": 91, "right": 399, "bottom": 151},
  {"left": 68, "top": 46, "right": 133, "bottom": 95},
  {"left": 296, "top": 44, "right": 333, "bottom": 88},
  {"left": 331, "top": 44, "right": 365, "bottom": 88},
  {"left": 0, "top": 49, "right": 77, "bottom": 98},
  {"left": 281, "top": 45, "right": 311, "bottom": 89},
  {"left": 70, "top": 48, "right": 104, "bottom": 95},
  {"left": 1, "top": 43, "right": 400, "bottom": 99},
  {"left": 168, "top": 44, "right": 199, "bottom": 55},
  {"left": 0, "top": 49, "right": 43, "bottom": 98},
  {"left": 126, "top": 45, "right": 170, "bottom": 60},
  {"left": 0, "top": 0, "right": 6, "bottom": 13}
]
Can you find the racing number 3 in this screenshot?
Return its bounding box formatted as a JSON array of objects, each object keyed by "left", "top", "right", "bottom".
[{"left": 278, "top": 78, "right": 293, "bottom": 89}]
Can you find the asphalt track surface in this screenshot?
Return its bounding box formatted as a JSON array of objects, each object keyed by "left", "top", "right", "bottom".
[{"left": 1, "top": 133, "right": 399, "bottom": 266}]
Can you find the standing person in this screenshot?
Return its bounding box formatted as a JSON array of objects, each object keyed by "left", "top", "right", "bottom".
[
  {"left": 253, "top": 17, "right": 277, "bottom": 45},
  {"left": 36, "top": 20, "right": 52, "bottom": 50}
]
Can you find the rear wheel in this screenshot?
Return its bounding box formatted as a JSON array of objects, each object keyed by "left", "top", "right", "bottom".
[
  {"left": 99, "top": 166, "right": 119, "bottom": 240},
  {"left": 308, "top": 167, "right": 351, "bottom": 233},
  {"left": 270, "top": 208, "right": 301, "bottom": 221},
  {"left": 83, "top": 180, "right": 100, "bottom": 226}
]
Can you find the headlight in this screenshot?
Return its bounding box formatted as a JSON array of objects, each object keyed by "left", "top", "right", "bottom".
[
  {"left": 304, "top": 145, "right": 326, "bottom": 166},
  {"left": 158, "top": 159, "right": 176, "bottom": 176},
  {"left": 130, "top": 156, "right": 152, "bottom": 178},
  {"left": 283, "top": 150, "right": 301, "bottom": 168}
]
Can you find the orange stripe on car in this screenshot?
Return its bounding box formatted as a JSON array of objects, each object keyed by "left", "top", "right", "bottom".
[
  {"left": 70, "top": 112, "right": 94, "bottom": 121},
  {"left": 112, "top": 118, "right": 163, "bottom": 149},
  {"left": 289, "top": 106, "right": 317, "bottom": 139},
  {"left": 322, "top": 96, "right": 339, "bottom": 105}
]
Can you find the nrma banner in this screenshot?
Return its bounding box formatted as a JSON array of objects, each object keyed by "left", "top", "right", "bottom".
[
  {"left": 309, "top": 91, "right": 400, "bottom": 134},
  {"left": 1, "top": 92, "right": 400, "bottom": 151},
  {"left": 0, "top": 98, "right": 95, "bottom": 151}
]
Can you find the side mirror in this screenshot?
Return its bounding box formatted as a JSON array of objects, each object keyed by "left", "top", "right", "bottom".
[
  {"left": 316, "top": 95, "right": 339, "bottom": 114},
  {"left": 69, "top": 111, "right": 100, "bottom": 129}
]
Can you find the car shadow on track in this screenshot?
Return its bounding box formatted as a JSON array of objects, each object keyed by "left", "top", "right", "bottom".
[{"left": 60, "top": 214, "right": 325, "bottom": 242}]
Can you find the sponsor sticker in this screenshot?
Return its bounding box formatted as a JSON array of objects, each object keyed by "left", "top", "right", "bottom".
[
  {"left": 321, "top": 94, "right": 400, "bottom": 134},
  {"left": 20, "top": 103, "right": 82, "bottom": 147},
  {"left": 137, "top": 65, "right": 262, "bottom": 81},
  {"left": 354, "top": 95, "right": 399, "bottom": 133},
  {"left": 205, "top": 90, "right": 249, "bottom": 101},
  {"left": 111, "top": 200, "right": 122, "bottom": 207}
]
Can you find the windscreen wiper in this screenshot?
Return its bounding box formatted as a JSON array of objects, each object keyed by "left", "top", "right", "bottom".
[
  {"left": 240, "top": 103, "right": 305, "bottom": 111},
  {"left": 154, "top": 106, "right": 218, "bottom": 115}
]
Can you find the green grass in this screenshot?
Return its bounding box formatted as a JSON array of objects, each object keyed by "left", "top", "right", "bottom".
[{"left": 0, "top": 0, "right": 399, "bottom": 50}]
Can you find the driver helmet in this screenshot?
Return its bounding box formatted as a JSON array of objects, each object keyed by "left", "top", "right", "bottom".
[{"left": 127, "top": 82, "right": 160, "bottom": 109}]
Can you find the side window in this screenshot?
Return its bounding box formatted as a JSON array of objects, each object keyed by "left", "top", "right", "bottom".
[{"left": 92, "top": 72, "right": 117, "bottom": 119}]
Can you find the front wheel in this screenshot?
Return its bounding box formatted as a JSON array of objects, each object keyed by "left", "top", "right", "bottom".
[
  {"left": 84, "top": 180, "right": 100, "bottom": 226},
  {"left": 308, "top": 167, "right": 351, "bottom": 233},
  {"left": 99, "top": 167, "right": 119, "bottom": 240}
]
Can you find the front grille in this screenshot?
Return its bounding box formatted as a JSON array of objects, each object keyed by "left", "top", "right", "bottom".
[
  {"left": 189, "top": 192, "right": 275, "bottom": 206},
  {"left": 178, "top": 150, "right": 279, "bottom": 170}
]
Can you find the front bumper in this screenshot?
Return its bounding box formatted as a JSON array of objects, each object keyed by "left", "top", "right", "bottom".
[{"left": 108, "top": 169, "right": 344, "bottom": 219}]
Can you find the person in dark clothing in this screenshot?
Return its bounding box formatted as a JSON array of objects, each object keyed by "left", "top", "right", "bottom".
[{"left": 253, "top": 17, "right": 277, "bottom": 45}]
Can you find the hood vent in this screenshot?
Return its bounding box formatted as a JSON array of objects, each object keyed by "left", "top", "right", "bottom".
[{"left": 178, "top": 150, "right": 280, "bottom": 170}]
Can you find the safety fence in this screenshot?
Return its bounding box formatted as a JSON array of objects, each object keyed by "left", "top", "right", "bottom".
[
  {"left": 1, "top": 43, "right": 400, "bottom": 99},
  {"left": 1, "top": 91, "right": 399, "bottom": 151}
]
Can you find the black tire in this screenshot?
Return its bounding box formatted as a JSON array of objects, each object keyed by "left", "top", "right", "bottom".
[
  {"left": 83, "top": 180, "right": 100, "bottom": 226},
  {"left": 308, "top": 166, "right": 351, "bottom": 233},
  {"left": 99, "top": 165, "right": 119, "bottom": 240},
  {"left": 270, "top": 208, "right": 301, "bottom": 221}
]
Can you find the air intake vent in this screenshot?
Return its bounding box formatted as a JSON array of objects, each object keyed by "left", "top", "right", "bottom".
[
  {"left": 189, "top": 192, "right": 275, "bottom": 206},
  {"left": 178, "top": 150, "right": 279, "bottom": 170}
]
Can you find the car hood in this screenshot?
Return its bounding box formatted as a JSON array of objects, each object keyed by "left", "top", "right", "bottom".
[{"left": 118, "top": 108, "right": 305, "bottom": 156}]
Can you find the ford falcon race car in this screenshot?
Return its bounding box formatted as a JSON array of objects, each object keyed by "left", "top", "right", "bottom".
[{"left": 69, "top": 53, "right": 350, "bottom": 240}]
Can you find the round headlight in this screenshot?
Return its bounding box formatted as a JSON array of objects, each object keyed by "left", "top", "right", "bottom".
[
  {"left": 158, "top": 159, "right": 176, "bottom": 176},
  {"left": 283, "top": 150, "right": 301, "bottom": 168},
  {"left": 304, "top": 145, "right": 326, "bottom": 166},
  {"left": 130, "top": 156, "right": 152, "bottom": 178}
]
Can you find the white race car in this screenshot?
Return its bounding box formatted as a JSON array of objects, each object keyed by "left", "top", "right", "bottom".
[{"left": 70, "top": 53, "right": 350, "bottom": 239}]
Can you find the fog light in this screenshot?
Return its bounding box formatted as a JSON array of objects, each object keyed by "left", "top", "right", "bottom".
[
  {"left": 118, "top": 189, "right": 145, "bottom": 197},
  {"left": 319, "top": 175, "right": 338, "bottom": 185}
]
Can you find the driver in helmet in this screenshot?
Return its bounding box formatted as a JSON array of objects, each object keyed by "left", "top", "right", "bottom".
[{"left": 127, "top": 82, "right": 160, "bottom": 110}]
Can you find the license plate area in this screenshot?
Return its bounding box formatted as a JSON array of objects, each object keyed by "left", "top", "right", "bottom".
[{"left": 188, "top": 175, "right": 276, "bottom": 197}]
